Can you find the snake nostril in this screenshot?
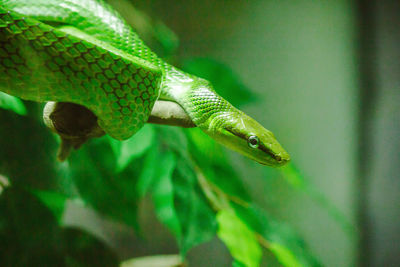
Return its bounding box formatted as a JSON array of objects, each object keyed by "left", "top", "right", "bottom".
[{"left": 275, "top": 155, "right": 282, "bottom": 162}]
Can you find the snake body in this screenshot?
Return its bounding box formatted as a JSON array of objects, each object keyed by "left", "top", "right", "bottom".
[{"left": 0, "top": 0, "right": 290, "bottom": 166}]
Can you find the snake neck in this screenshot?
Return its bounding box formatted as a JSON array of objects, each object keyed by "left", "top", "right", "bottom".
[{"left": 160, "top": 67, "right": 239, "bottom": 133}]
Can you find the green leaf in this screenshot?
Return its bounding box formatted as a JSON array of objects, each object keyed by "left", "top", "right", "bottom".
[
  {"left": 151, "top": 149, "right": 180, "bottom": 236},
  {"left": 269, "top": 242, "right": 302, "bottom": 267},
  {"left": 153, "top": 127, "right": 221, "bottom": 255},
  {"left": 157, "top": 126, "right": 189, "bottom": 158},
  {"left": 181, "top": 58, "right": 257, "bottom": 107},
  {"left": 217, "top": 210, "right": 262, "bottom": 267},
  {"left": 68, "top": 137, "right": 143, "bottom": 230},
  {"left": 0, "top": 92, "right": 27, "bottom": 116},
  {"left": 0, "top": 106, "right": 65, "bottom": 190},
  {"left": 31, "top": 190, "right": 69, "bottom": 224},
  {"left": 0, "top": 187, "right": 119, "bottom": 266},
  {"left": 233, "top": 203, "right": 321, "bottom": 267},
  {"left": 0, "top": 187, "right": 62, "bottom": 266},
  {"left": 172, "top": 157, "right": 217, "bottom": 256},
  {"left": 186, "top": 128, "right": 251, "bottom": 203},
  {"left": 155, "top": 127, "right": 217, "bottom": 253},
  {"left": 186, "top": 128, "right": 226, "bottom": 165},
  {"left": 135, "top": 147, "right": 159, "bottom": 198},
  {"left": 108, "top": 124, "right": 154, "bottom": 172},
  {"left": 233, "top": 261, "right": 247, "bottom": 267},
  {"left": 61, "top": 227, "right": 119, "bottom": 267}
]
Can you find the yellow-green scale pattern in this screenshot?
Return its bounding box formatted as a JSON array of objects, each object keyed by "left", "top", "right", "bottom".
[{"left": 0, "top": 7, "right": 162, "bottom": 140}]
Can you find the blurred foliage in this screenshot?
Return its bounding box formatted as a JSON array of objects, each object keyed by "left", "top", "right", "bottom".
[
  {"left": 217, "top": 210, "right": 262, "bottom": 267},
  {"left": 0, "top": 92, "right": 26, "bottom": 116},
  {"left": 0, "top": 1, "right": 355, "bottom": 266},
  {"left": 0, "top": 186, "right": 119, "bottom": 267}
]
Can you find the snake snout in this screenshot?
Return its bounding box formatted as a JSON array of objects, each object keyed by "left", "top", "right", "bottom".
[{"left": 273, "top": 151, "right": 290, "bottom": 166}]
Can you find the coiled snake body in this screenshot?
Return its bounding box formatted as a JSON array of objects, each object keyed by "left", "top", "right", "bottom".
[{"left": 0, "top": 0, "right": 289, "bottom": 166}]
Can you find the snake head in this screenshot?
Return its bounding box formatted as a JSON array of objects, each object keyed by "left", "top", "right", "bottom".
[
  {"left": 208, "top": 110, "right": 290, "bottom": 166},
  {"left": 186, "top": 82, "right": 290, "bottom": 166}
]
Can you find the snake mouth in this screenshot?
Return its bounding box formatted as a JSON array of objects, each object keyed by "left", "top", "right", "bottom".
[
  {"left": 256, "top": 153, "right": 290, "bottom": 167},
  {"left": 258, "top": 159, "right": 289, "bottom": 167}
]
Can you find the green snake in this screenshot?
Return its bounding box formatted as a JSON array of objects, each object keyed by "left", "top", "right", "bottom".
[{"left": 0, "top": 0, "right": 290, "bottom": 166}]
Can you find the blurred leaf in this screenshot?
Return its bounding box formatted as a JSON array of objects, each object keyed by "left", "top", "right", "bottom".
[
  {"left": 280, "top": 163, "right": 356, "bottom": 241},
  {"left": 280, "top": 164, "right": 305, "bottom": 189},
  {"left": 204, "top": 165, "right": 251, "bottom": 203},
  {"left": 31, "top": 189, "right": 85, "bottom": 224},
  {"left": 0, "top": 187, "right": 62, "bottom": 266},
  {"left": 186, "top": 128, "right": 226, "bottom": 165},
  {"left": 181, "top": 58, "right": 257, "bottom": 107},
  {"left": 0, "top": 106, "right": 63, "bottom": 190},
  {"left": 68, "top": 137, "right": 142, "bottom": 230},
  {"left": 217, "top": 210, "right": 262, "bottom": 267},
  {"left": 233, "top": 261, "right": 247, "bottom": 267},
  {"left": 136, "top": 147, "right": 159, "bottom": 198},
  {"left": 109, "top": 124, "right": 155, "bottom": 172},
  {"left": 61, "top": 227, "right": 119, "bottom": 267},
  {"left": 172, "top": 157, "right": 217, "bottom": 256},
  {"left": 233, "top": 203, "right": 321, "bottom": 267},
  {"left": 151, "top": 149, "right": 180, "bottom": 236},
  {"left": 186, "top": 128, "right": 251, "bottom": 203},
  {"left": 158, "top": 126, "right": 189, "bottom": 157},
  {"left": 0, "top": 92, "right": 27, "bottom": 116},
  {"left": 0, "top": 187, "right": 118, "bottom": 267},
  {"left": 269, "top": 242, "right": 302, "bottom": 267},
  {"left": 156, "top": 126, "right": 218, "bottom": 254},
  {"left": 31, "top": 190, "right": 69, "bottom": 223}
]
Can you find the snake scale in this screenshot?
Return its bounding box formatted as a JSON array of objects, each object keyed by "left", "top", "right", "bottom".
[{"left": 0, "top": 0, "right": 289, "bottom": 166}]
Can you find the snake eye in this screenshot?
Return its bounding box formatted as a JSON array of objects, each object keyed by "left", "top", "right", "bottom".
[{"left": 247, "top": 135, "right": 259, "bottom": 149}]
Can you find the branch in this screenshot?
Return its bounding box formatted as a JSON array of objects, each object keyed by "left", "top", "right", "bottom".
[
  {"left": 120, "top": 255, "right": 185, "bottom": 267},
  {"left": 148, "top": 100, "right": 195, "bottom": 128},
  {"left": 43, "top": 100, "right": 196, "bottom": 161}
]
